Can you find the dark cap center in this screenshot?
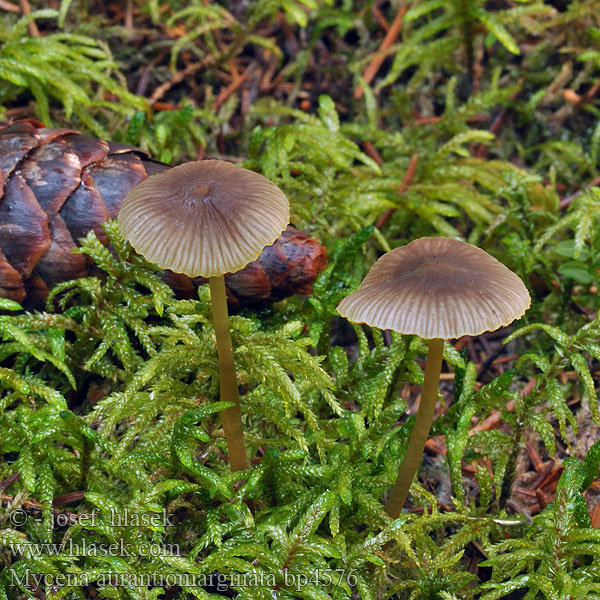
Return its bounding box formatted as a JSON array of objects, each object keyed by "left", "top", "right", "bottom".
[{"left": 196, "top": 184, "right": 211, "bottom": 196}]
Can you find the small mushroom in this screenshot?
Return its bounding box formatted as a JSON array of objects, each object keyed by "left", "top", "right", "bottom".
[
  {"left": 337, "top": 237, "right": 530, "bottom": 517},
  {"left": 118, "top": 160, "right": 290, "bottom": 472}
]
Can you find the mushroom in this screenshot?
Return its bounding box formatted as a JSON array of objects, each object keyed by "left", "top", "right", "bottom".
[
  {"left": 118, "top": 160, "right": 290, "bottom": 472},
  {"left": 336, "top": 237, "right": 530, "bottom": 517}
]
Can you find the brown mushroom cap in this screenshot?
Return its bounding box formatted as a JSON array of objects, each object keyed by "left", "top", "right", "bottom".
[
  {"left": 117, "top": 160, "right": 290, "bottom": 278},
  {"left": 337, "top": 237, "right": 531, "bottom": 339}
]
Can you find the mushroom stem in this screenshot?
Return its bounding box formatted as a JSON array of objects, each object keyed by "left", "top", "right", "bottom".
[
  {"left": 385, "top": 338, "right": 444, "bottom": 518},
  {"left": 209, "top": 275, "right": 250, "bottom": 472}
]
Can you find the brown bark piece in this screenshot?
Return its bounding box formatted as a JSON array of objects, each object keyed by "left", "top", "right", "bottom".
[
  {"left": 0, "top": 173, "right": 50, "bottom": 278},
  {"left": 87, "top": 154, "right": 147, "bottom": 218},
  {"left": 60, "top": 171, "right": 111, "bottom": 245},
  {"left": 19, "top": 139, "right": 82, "bottom": 216}
]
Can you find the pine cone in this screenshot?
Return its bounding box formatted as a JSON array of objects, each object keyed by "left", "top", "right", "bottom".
[{"left": 0, "top": 120, "right": 327, "bottom": 308}]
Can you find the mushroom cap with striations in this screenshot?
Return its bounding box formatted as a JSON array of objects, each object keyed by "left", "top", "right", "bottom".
[
  {"left": 117, "top": 160, "right": 290, "bottom": 278},
  {"left": 337, "top": 237, "right": 531, "bottom": 339}
]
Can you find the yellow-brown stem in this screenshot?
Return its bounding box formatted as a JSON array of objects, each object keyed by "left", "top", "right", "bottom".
[
  {"left": 385, "top": 338, "right": 444, "bottom": 518},
  {"left": 209, "top": 275, "right": 250, "bottom": 472}
]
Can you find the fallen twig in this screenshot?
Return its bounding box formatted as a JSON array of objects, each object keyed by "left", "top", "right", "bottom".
[
  {"left": 0, "top": 0, "right": 19, "bottom": 12},
  {"left": 475, "top": 81, "right": 523, "bottom": 159},
  {"left": 354, "top": 3, "right": 408, "bottom": 100},
  {"left": 372, "top": 3, "right": 390, "bottom": 32},
  {"left": 0, "top": 471, "right": 20, "bottom": 492},
  {"left": 376, "top": 153, "right": 419, "bottom": 229},
  {"left": 19, "top": 0, "right": 39, "bottom": 37},
  {"left": 213, "top": 67, "right": 250, "bottom": 111},
  {"left": 362, "top": 141, "right": 384, "bottom": 165},
  {"left": 149, "top": 58, "right": 215, "bottom": 104},
  {"left": 559, "top": 175, "right": 600, "bottom": 210},
  {"left": 525, "top": 442, "right": 545, "bottom": 473}
]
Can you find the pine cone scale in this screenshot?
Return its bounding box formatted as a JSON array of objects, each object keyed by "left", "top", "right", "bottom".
[
  {"left": 0, "top": 173, "right": 50, "bottom": 279},
  {"left": 225, "top": 261, "right": 272, "bottom": 302},
  {"left": 86, "top": 154, "right": 148, "bottom": 218},
  {"left": 0, "top": 122, "right": 40, "bottom": 189},
  {"left": 257, "top": 228, "right": 328, "bottom": 299},
  {"left": 0, "top": 248, "right": 25, "bottom": 302},
  {"left": 20, "top": 139, "right": 82, "bottom": 215},
  {"left": 37, "top": 127, "right": 79, "bottom": 144},
  {"left": 60, "top": 171, "right": 110, "bottom": 245},
  {"left": 36, "top": 214, "right": 88, "bottom": 287},
  {"left": 62, "top": 134, "right": 109, "bottom": 167}
]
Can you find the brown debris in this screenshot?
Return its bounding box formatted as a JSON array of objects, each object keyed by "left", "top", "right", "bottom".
[
  {"left": 412, "top": 325, "right": 600, "bottom": 518},
  {"left": 148, "top": 58, "right": 214, "bottom": 105}
]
